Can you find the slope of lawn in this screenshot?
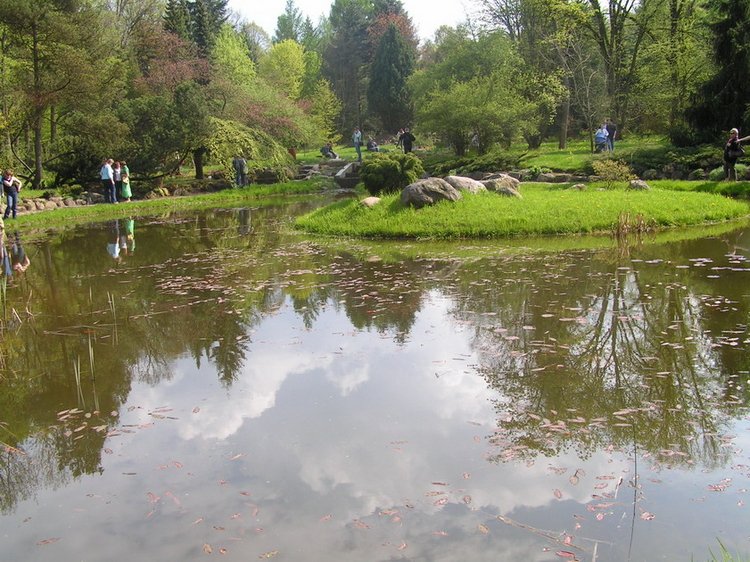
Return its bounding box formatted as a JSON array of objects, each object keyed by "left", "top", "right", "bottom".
[{"left": 295, "top": 184, "right": 749, "bottom": 239}]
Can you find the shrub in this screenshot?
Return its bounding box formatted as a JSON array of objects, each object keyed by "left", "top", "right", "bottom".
[
  {"left": 708, "top": 164, "right": 746, "bottom": 181},
  {"left": 591, "top": 158, "right": 636, "bottom": 189},
  {"left": 360, "top": 153, "right": 425, "bottom": 196}
]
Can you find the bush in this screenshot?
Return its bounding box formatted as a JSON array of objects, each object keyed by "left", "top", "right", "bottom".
[
  {"left": 591, "top": 158, "right": 636, "bottom": 189},
  {"left": 360, "top": 153, "right": 425, "bottom": 196},
  {"left": 708, "top": 164, "right": 746, "bottom": 181}
]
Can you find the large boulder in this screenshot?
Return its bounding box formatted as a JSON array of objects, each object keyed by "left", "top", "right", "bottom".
[
  {"left": 482, "top": 174, "right": 521, "bottom": 191},
  {"left": 401, "top": 177, "right": 462, "bottom": 209},
  {"left": 628, "top": 179, "right": 651, "bottom": 191},
  {"left": 443, "top": 175, "right": 487, "bottom": 194}
]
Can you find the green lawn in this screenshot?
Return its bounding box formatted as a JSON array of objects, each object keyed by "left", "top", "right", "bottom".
[{"left": 295, "top": 183, "right": 749, "bottom": 239}]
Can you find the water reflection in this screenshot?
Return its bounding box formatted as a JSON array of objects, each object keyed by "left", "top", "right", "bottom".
[{"left": 1, "top": 204, "right": 749, "bottom": 560}]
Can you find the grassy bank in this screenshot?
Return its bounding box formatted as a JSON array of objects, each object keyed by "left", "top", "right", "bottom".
[
  {"left": 6, "top": 178, "right": 331, "bottom": 232},
  {"left": 295, "top": 184, "right": 749, "bottom": 239}
]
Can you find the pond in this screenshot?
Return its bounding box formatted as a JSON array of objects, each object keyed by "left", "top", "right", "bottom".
[{"left": 1, "top": 198, "right": 749, "bottom": 561}]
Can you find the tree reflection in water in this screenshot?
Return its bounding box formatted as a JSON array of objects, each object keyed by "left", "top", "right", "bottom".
[{"left": 1, "top": 208, "right": 749, "bottom": 533}]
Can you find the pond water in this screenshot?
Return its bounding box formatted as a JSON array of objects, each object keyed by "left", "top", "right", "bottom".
[{"left": 1, "top": 198, "right": 749, "bottom": 561}]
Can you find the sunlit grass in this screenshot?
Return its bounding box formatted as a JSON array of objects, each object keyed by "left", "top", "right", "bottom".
[{"left": 295, "top": 184, "right": 749, "bottom": 239}]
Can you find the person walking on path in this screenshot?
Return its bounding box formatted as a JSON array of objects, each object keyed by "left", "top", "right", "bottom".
[
  {"left": 100, "top": 158, "right": 117, "bottom": 203},
  {"left": 2, "top": 169, "right": 22, "bottom": 219},
  {"left": 724, "top": 127, "right": 750, "bottom": 180},
  {"left": 605, "top": 118, "right": 617, "bottom": 152},
  {"left": 352, "top": 127, "right": 363, "bottom": 162},
  {"left": 232, "top": 155, "right": 247, "bottom": 187}
]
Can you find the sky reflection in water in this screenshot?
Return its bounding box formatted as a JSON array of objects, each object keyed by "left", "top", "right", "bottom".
[{"left": 1, "top": 205, "right": 749, "bottom": 561}]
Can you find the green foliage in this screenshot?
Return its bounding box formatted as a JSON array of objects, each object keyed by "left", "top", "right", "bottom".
[
  {"left": 591, "top": 159, "right": 636, "bottom": 189},
  {"left": 305, "top": 79, "right": 342, "bottom": 143},
  {"left": 259, "top": 39, "right": 306, "bottom": 100},
  {"left": 360, "top": 152, "right": 424, "bottom": 195},
  {"left": 163, "top": 0, "right": 192, "bottom": 42},
  {"left": 367, "top": 23, "right": 415, "bottom": 131},
  {"left": 204, "top": 117, "right": 295, "bottom": 182},
  {"left": 708, "top": 164, "right": 747, "bottom": 181},
  {"left": 424, "top": 149, "right": 520, "bottom": 176},
  {"left": 212, "top": 24, "right": 256, "bottom": 87}
]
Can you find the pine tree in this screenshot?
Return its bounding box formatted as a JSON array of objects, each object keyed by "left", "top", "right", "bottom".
[
  {"left": 190, "top": 0, "right": 227, "bottom": 56},
  {"left": 163, "top": 0, "right": 191, "bottom": 41},
  {"left": 367, "top": 24, "right": 414, "bottom": 132},
  {"left": 274, "top": 0, "right": 304, "bottom": 43},
  {"left": 686, "top": 0, "right": 750, "bottom": 140}
]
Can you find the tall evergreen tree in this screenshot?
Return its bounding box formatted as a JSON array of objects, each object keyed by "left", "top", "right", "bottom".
[
  {"left": 367, "top": 24, "right": 413, "bottom": 131},
  {"left": 274, "top": 0, "right": 304, "bottom": 43},
  {"left": 686, "top": 0, "right": 750, "bottom": 140},
  {"left": 190, "top": 0, "right": 227, "bottom": 56},
  {"left": 163, "top": 0, "right": 192, "bottom": 41}
]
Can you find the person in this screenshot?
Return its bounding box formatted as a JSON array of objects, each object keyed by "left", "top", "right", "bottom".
[
  {"left": 2, "top": 169, "right": 22, "bottom": 219},
  {"left": 605, "top": 118, "right": 617, "bottom": 152},
  {"left": 232, "top": 155, "right": 248, "bottom": 187},
  {"left": 321, "top": 142, "right": 338, "bottom": 159},
  {"left": 723, "top": 128, "right": 750, "bottom": 181},
  {"left": 400, "top": 128, "right": 416, "bottom": 153},
  {"left": 396, "top": 128, "right": 405, "bottom": 151},
  {"left": 107, "top": 220, "right": 121, "bottom": 261},
  {"left": 120, "top": 160, "right": 132, "bottom": 201},
  {"left": 366, "top": 137, "right": 379, "bottom": 152},
  {"left": 352, "top": 127, "right": 363, "bottom": 162},
  {"left": 594, "top": 124, "right": 609, "bottom": 153},
  {"left": 113, "top": 161, "right": 124, "bottom": 199},
  {"left": 10, "top": 231, "right": 30, "bottom": 273},
  {"left": 100, "top": 158, "right": 117, "bottom": 203}
]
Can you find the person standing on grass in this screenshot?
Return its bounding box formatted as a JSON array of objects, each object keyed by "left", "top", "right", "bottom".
[
  {"left": 2, "top": 169, "right": 22, "bottom": 219},
  {"left": 121, "top": 161, "right": 132, "bottom": 201},
  {"left": 353, "top": 127, "right": 363, "bottom": 162},
  {"left": 100, "top": 158, "right": 117, "bottom": 203},
  {"left": 605, "top": 118, "right": 617, "bottom": 152},
  {"left": 724, "top": 128, "right": 750, "bottom": 180},
  {"left": 401, "top": 127, "right": 416, "bottom": 153}
]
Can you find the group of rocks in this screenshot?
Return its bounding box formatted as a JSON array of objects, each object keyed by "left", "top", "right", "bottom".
[{"left": 361, "top": 173, "right": 651, "bottom": 210}]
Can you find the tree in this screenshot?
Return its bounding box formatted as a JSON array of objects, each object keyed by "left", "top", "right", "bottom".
[
  {"left": 239, "top": 21, "right": 270, "bottom": 64},
  {"left": 212, "top": 24, "right": 256, "bottom": 88},
  {"left": 305, "top": 78, "right": 342, "bottom": 141},
  {"left": 258, "top": 39, "right": 306, "bottom": 101},
  {"left": 0, "top": 0, "right": 124, "bottom": 188},
  {"left": 367, "top": 24, "right": 414, "bottom": 131},
  {"left": 190, "top": 0, "right": 228, "bottom": 56},
  {"left": 274, "top": 0, "right": 305, "bottom": 43},
  {"left": 324, "top": 0, "right": 373, "bottom": 133},
  {"left": 163, "top": 0, "right": 192, "bottom": 41},
  {"left": 686, "top": 0, "right": 750, "bottom": 141}
]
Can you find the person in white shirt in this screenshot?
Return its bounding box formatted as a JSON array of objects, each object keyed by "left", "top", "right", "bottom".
[{"left": 100, "top": 158, "right": 117, "bottom": 203}]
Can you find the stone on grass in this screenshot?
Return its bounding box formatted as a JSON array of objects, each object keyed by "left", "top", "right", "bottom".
[
  {"left": 628, "top": 179, "right": 651, "bottom": 191},
  {"left": 401, "top": 178, "right": 462, "bottom": 209},
  {"left": 360, "top": 196, "right": 381, "bottom": 208},
  {"left": 482, "top": 173, "right": 521, "bottom": 190},
  {"left": 443, "top": 175, "right": 487, "bottom": 194},
  {"left": 570, "top": 183, "right": 587, "bottom": 191}
]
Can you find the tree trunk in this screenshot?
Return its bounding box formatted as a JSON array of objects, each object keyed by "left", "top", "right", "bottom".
[
  {"left": 193, "top": 147, "right": 206, "bottom": 179},
  {"left": 32, "top": 22, "right": 43, "bottom": 189},
  {"left": 558, "top": 79, "right": 570, "bottom": 149},
  {"left": 50, "top": 105, "right": 57, "bottom": 144}
]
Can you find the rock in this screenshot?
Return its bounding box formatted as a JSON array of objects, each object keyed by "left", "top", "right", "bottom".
[
  {"left": 506, "top": 171, "right": 523, "bottom": 180},
  {"left": 537, "top": 172, "right": 571, "bottom": 183},
  {"left": 44, "top": 200, "right": 57, "bottom": 210},
  {"left": 570, "top": 183, "right": 587, "bottom": 191},
  {"left": 334, "top": 162, "right": 361, "bottom": 190},
  {"left": 64, "top": 198, "right": 76, "bottom": 207},
  {"left": 484, "top": 172, "right": 521, "bottom": 186},
  {"left": 628, "top": 179, "right": 651, "bottom": 191},
  {"left": 172, "top": 187, "right": 189, "bottom": 197},
  {"left": 642, "top": 169, "right": 659, "bottom": 180},
  {"left": 401, "top": 177, "right": 462, "bottom": 209},
  {"left": 360, "top": 196, "right": 381, "bottom": 208},
  {"left": 482, "top": 174, "right": 521, "bottom": 192},
  {"left": 443, "top": 175, "right": 487, "bottom": 194}
]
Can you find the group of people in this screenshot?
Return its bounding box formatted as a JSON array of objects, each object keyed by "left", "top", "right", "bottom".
[
  {"left": 99, "top": 159, "right": 132, "bottom": 203},
  {"left": 594, "top": 119, "right": 618, "bottom": 153},
  {"left": 2, "top": 169, "right": 23, "bottom": 219},
  {"left": 320, "top": 126, "right": 417, "bottom": 161}
]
